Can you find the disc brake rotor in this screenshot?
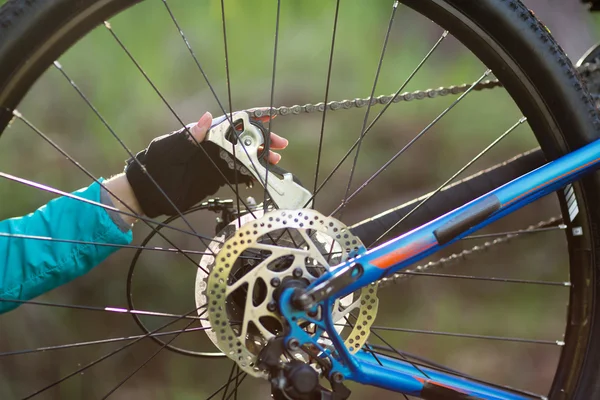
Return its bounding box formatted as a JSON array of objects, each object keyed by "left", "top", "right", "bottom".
[
  {"left": 202, "top": 209, "right": 379, "bottom": 377},
  {"left": 196, "top": 209, "right": 351, "bottom": 350}
]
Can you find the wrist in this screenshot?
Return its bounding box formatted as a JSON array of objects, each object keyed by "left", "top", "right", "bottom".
[{"left": 104, "top": 173, "right": 144, "bottom": 225}]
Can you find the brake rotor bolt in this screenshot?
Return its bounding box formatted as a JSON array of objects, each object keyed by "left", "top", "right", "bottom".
[
  {"left": 270, "top": 277, "right": 281, "bottom": 287},
  {"left": 293, "top": 268, "right": 303, "bottom": 278},
  {"left": 267, "top": 301, "right": 277, "bottom": 312},
  {"left": 332, "top": 372, "right": 344, "bottom": 383},
  {"left": 288, "top": 339, "right": 300, "bottom": 351}
]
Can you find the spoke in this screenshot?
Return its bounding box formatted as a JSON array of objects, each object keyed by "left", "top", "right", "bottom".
[
  {"left": 159, "top": 0, "right": 229, "bottom": 121},
  {"left": 225, "top": 372, "right": 247, "bottom": 400},
  {"left": 23, "top": 305, "right": 206, "bottom": 399},
  {"left": 464, "top": 224, "right": 566, "bottom": 240},
  {"left": 337, "top": 0, "right": 400, "bottom": 219},
  {"left": 156, "top": 5, "right": 271, "bottom": 210},
  {"left": 263, "top": 0, "right": 282, "bottom": 212},
  {"left": 0, "top": 232, "right": 211, "bottom": 256},
  {"left": 0, "top": 327, "right": 209, "bottom": 357},
  {"left": 370, "top": 117, "right": 526, "bottom": 246},
  {"left": 101, "top": 316, "right": 200, "bottom": 398},
  {"left": 305, "top": 30, "right": 449, "bottom": 208},
  {"left": 395, "top": 271, "right": 570, "bottom": 286},
  {"left": 52, "top": 63, "right": 216, "bottom": 256},
  {"left": 233, "top": 366, "right": 241, "bottom": 400},
  {"left": 331, "top": 68, "right": 493, "bottom": 217},
  {"left": 367, "top": 325, "right": 564, "bottom": 345},
  {"left": 206, "top": 370, "right": 247, "bottom": 400},
  {"left": 218, "top": 0, "right": 242, "bottom": 229},
  {"left": 221, "top": 363, "right": 237, "bottom": 400},
  {"left": 312, "top": 0, "right": 341, "bottom": 208},
  {"left": 0, "top": 298, "right": 205, "bottom": 320},
  {"left": 285, "top": 228, "right": 301, "bottom": 248},
  {"left": 0, "top": 231, "right": 259, "bottom": 262}
]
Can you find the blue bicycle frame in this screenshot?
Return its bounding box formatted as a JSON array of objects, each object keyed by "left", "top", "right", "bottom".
[{"left": 279, "top": 137, "right": 600, "bottom": 399}]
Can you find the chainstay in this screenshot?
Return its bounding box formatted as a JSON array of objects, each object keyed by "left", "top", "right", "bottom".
[
  {"left": 249, "top": 62, "right": 600, "bottom": 118},
  {"left": 375, "top": 216, "right": 564, "bottom": 289}
]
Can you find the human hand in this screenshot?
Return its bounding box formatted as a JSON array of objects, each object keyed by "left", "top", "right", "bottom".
[{"left": 105, "top": 111, "right": 288, "bottom": 222}]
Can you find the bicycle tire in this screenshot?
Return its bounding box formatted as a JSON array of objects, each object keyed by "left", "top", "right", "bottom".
[{"left": 1, "top": 0, "right": 599, "bottom": 398}]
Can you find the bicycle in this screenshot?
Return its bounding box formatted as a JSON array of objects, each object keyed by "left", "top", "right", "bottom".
[{"left": 3, "top": 0, "right": 600, "bottom": 399}]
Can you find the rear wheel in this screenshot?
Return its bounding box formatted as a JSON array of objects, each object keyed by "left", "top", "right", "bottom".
[{"left": 0, "top": 0, "right": 599, "bottom": 398}]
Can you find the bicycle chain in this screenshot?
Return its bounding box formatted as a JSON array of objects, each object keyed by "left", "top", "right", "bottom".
[{"left": 249, "top": 62, "right": 600, "bottom": 118}]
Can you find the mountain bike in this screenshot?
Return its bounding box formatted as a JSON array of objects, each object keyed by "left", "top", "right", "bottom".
[{"left": 3, "top": 0, "right": 600, "bottom": 399}]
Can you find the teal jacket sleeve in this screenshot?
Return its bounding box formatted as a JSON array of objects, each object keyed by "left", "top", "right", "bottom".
[{"left": 0, "top": 180, "right": 133, "bottom": 313}]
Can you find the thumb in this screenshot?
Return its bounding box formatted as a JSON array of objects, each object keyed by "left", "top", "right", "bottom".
[{"left": 189, "top": 111, "right": 213, "bottom": 143}]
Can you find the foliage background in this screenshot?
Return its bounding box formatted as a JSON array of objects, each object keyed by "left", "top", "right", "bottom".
[{"left": 0, "top": 0, "right": 598, "bottom": 398}]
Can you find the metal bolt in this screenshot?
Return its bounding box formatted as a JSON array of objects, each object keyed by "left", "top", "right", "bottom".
[
  {"left": 267, "top": 301, "right": 277, "bottom": 312},
  {"left": 244, "top": 138, "right": 252, "bottom": 146},
  {"left": 293, "top": 268, "right": 303, "bottom": 278},
  {"left": 215, "top": 217, "right": 223, "bottom": 224},
  {"left": 332, "top": 372, "right": 344, "bottom": 383},
  {"left": 270, "top": 277, "right": 281, "bottom": 287},
  {"left": 288, "top": 339, "right": 300, "bottom": 351}
]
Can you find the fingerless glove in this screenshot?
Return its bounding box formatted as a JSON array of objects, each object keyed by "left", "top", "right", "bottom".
[{"left": 125, "top": 127, "right": 252, "bottom": 218}]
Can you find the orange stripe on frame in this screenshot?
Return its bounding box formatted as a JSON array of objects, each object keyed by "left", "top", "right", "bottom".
[
  {"left": 371, "top": 241, "right": 435, "bottom": 269},
  {"left": 414, "top": 376, "right": 466, "bottom": 394}
]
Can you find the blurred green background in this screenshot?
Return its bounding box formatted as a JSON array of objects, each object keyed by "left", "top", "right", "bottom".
[{"left": 0, "top": 0, "right": 599, "bottom": 398}]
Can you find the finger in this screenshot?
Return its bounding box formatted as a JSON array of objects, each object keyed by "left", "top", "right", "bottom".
[
  {"left": 268, "top": 150, "right": 282, "bottom": 165},
  {"left": 269, "top": 132, "right": 288, "bottom": 150},
  {"left": 189, "top": 111, "right": 213, "bottom": 143}
]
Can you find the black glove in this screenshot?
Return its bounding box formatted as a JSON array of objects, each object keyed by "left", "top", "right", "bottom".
[{"left": 125, "top": 127, "right": 252, "bottom": 218}]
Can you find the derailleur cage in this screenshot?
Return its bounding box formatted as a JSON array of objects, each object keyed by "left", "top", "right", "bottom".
[{"left": 206, "top": 111, "right": 313, "bottom": 209}]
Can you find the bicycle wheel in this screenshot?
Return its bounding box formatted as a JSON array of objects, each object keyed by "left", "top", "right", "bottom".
[{"left": 0, "top": 0, "right": 599, "bottom": 399}]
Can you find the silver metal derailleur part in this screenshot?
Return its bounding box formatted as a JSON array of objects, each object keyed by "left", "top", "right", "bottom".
[{"left": 205, "top": 111, "right": 313, "bottom": 209}]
